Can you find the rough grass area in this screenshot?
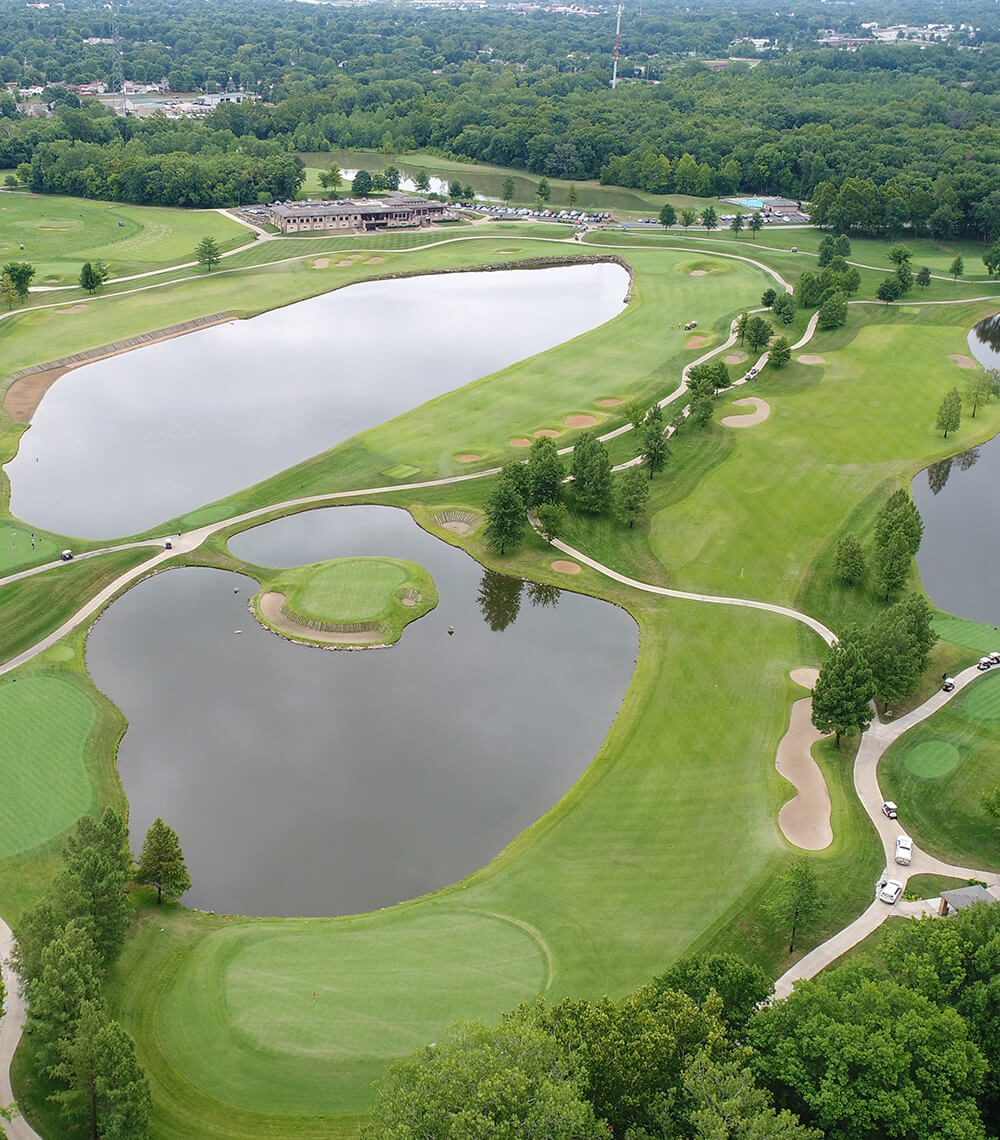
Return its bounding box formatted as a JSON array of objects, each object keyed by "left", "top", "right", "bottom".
[
  {"left": 880, "top": 675, "right": 1000, "bottom": 871},
  {"left": 0, "top": 192, "right": 249, "bottom": 284}
]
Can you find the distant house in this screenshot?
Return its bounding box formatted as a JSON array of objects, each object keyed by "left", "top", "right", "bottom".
[
  {"left": 262, "top": 192, "right": 448, "bottom": 235},
  {"left": 938, "top": 885, "right": 998, "bottom": 916}
]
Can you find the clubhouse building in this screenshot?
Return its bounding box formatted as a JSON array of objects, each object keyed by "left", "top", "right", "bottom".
[{"left": 258, "top": 192, "right": 450, "bottom": 234}]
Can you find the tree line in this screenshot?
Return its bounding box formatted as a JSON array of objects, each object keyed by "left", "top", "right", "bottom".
[
  {"left": 11, "top": 810, "right": 190, "bottom": 1138},
  {"left": 363, "top": 899, "right": 1000, "bottom": 1138}
]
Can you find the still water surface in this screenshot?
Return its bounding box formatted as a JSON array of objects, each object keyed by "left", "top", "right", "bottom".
[
  {"left": 912, "top": 315, "right": 1000, "bottom": 623},
  {"left": 87, "top": 506, "right": 638, "bottom": 917},
  {"left": 8, "top": 264, "right": 626, "bottom": 539}
]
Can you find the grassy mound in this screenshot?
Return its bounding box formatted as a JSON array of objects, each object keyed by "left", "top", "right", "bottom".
[
  {"left": 904, "top": 738, "right": 961, "bottom": 779},
  {"left": 255, "top": 556, "right": 437, "bottom": 646}
]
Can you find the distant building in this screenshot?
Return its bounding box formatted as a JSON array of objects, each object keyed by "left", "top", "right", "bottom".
[{"left": 261, "top": 193, "right": 449, "bottom": 234}]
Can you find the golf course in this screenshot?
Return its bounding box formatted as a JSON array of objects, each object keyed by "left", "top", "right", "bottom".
[{"left": 3, "top": 182, "right": 1000, "bottom": 1139}]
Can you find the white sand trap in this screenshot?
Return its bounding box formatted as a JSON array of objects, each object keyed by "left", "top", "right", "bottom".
[
  {"left": 721, "top": 397, "right": 770, "bottom": 427},
  {"left": 685, "top": 335, "right": 710, "bottom": 349},
  {"left": 55, "top": 305, "right": 88, "bottom": 314},
  {"left": 797, "top": 354, "right": 826, "bottom": 365},
  {"left": 690, "top": 269, "right": 708, "bottom": 276},
  {"left": 313, "top": 258, "right": 330, "bottom": 269},
  {"left": 565, "top": 414, "right": 598, "bottom": 428},
  {"left": 365, "top": 256, "right": 386, "bottom": 264},
  {"left": 598, "top": 398, "right": 622, "bottom": 407},
  {"left": 258, "top": 593, "right": 383, "bottom": 645},
  {"left": 949, "top": 354, "right": 977, "bottom": 368},
  {"left": 551, "top": 560, "right": 581, "bottom": 575},
  {"left": 509, "top": 437, "right": 532, "bottom": 447},
  {"left": 776, "top": 667, "right": 832, "bottom": 850},
  {"left": 335, "top": 259, "right": 353, "bottom": 267},
  {"left": 724, "top": 352, "right": 748, "bottom": 365},
  {"left": 442, "top": 521, "right": 470, "bottom": 534},
  {"left": 456, "top": 453, "right": 480, "bottom": 463}
]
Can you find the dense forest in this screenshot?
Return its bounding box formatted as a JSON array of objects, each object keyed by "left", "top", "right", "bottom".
[{"left": 3, "top": 0, "right": 1000, "bottom": 236}]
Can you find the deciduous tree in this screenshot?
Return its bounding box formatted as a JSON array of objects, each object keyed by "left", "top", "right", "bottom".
[
  {"left": 658, "top": 202, "right": 676, "bottom": 228},
  {"left": 950, "top": 255, "right": 965, "bottom": 284},
  {"left": 761, "top": 287, "right": 777, "bottom": 308},
  {"left": 877, "top": 275, "right": 902, "bottom": 303},
  {"left": 2, "top": 261, "right": 34, "bottom": 301},
  {"left": 916, "top": 265, "right": 932, "bottom": 288},
  {"left": 730, "top": 212, "right": 744, "bottom": 238},
  {"left": 616, "top": 465, "right": 650, "bottom": 528},
  {"left": 680, "top": 208, "right": 698, "bottom": 232},
  {"left": 748, "top": 211, "right": 764, "bottom": 239},
  {"left": 571, "top": 430, "right": 613, "bottom": 511},
  {"left": 641, "top": 421, "right": 669, "bottom": 476},
  {"left": 769, "top": 336, "right": 791, "bottom": 368},
  {"left": 936, "top": 386, "right": 962, "bottom": 438},
  {"left": 653, "top": 952, "right": 771, "bottom": 1035},
  {"left": 771, "top": 857, "right": 823, "bottom": 953},
  {"left": 834, "top": 533, "right": 865, "bottom": 584},
  {"left": 195, "top": 235, "right": 221, "bottom": 270},
  {"left": 700, "top": 205, "right": 718, "bottom": 233},
  {"left": 135, "top": 817, "right": 191, "bottom": 906},
  {"left": 965, "top": 369, "right": 1000, "bottom": 417},
  {"left": 535, "top": 501, "right": 566, "bottom": 541},
  {"left": 526, "top": 436, "right": 564, "bottom": 506},
  {"left": 744, "top": 315, "right": 774, "bottom": 352},
  {"left": 772, "top": 293, "right": 796, "bottom": 324},
  {"left": 810, "top": 637, "right": 875, "bottom": 747},
  {"left": 816, "top": 291, "right": 847, "bottom": 329}
]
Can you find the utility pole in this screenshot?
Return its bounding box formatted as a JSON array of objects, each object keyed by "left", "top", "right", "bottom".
[{"left": 109, "top": 0, "right": 125, "bottom": 114}]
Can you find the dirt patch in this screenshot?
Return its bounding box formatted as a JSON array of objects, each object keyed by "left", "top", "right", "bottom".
[
  {"left": 456, "top": 453, "right": 481, "bottom": 463},
  {"left": 509, "top": 437, "right": 532, "bottom": 447},
  {"left": 312, "top": 258, "right": 330, "bottom": 269},
  {"left": 949, "top": 354, "right": 978, "bottom": 368},
  {"left": 258, "top": 592, "right": 384, "bottom": 645},
  {"left": 364, "top": 256, "right": 386, "bottom": 264},
  {"left": 55, "top": 305, "right": 88, "bottom": 314},
  {"left": 565, "top": 414, "right": 598, "bottom": 428},
  {"left": 721, "top": 397, "right": 770, "bottom": 428},
  {"left": 797, "top": 354, "right": 826, "bottom": 365},
  {"left": 551, "top": 560, "right": 581, "bottom": 575},
  {"left": 335, "top": 259, "right": 353, "bottom": 267},
  {"left": 685, "top": 335, "right": 710, "bottom": 349},
  {"left": 776, "top": 667, "right": 832, "bottom": 851},
  {"left": 724, "top": 352, "right": 748, "bottom": 365},
  {"left": 690, "top": 269, "right": 708, "bottom": 276},
  {"left": 3, "top": 315, "right": 232, "bottom": 424},
  {"left": 598, "top": 398, "right": 622, "bottom": 407},
  {"left": 534, "top": 429, "right": 560, "bottom": 438}
]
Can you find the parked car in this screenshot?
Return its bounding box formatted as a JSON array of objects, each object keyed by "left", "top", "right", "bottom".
[
  {"left": 978, "top": 657, "right": 993, "bottom": 671},
  {"left": 894, "top": 835, "right": 913, "bottom": 865},
  {"left": 942, "top": 677, "right": 956, "bottom": 692},
  {"left": 882, "top": 801, "right": 898, "bottom": 819},
  {"left": 879, "top": 879, "right": 904, "bottom": 905}
]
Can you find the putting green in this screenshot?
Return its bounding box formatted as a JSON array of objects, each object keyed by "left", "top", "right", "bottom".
[
  {"left": 156, "top": 910, "right": 548, "bottom": 1114},
  {"left": 904, "top": 739, "right": 961, "bottom": 779},
  {"left": 290, "top": 558, "right": 411, "bottom": 622},
  {"left": 0, "top": 675, "right": 95, "bottom": 856},
  {"left": 960, "top": 681, "right": 1000, "bottom": 724}
]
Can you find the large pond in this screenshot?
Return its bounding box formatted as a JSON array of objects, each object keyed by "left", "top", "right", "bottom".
[
  {"left": 7, "top": 263, "right": 627, "bottom": 540},
  {"left": 86, "top": 505, "right": 638, "bottom": 917},
  {"left": 912, "top": 315, "right": 1000, "bottom": 623}
]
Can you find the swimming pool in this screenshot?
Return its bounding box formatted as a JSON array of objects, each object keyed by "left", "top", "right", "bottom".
[{"left": 732, "top": 197, "right": 765, "bottom": 209}]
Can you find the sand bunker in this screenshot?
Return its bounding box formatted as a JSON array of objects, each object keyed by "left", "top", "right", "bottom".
[
  {"left": 685, "top": 335, "right": 710, "bottom": 349},
  {"left": 776, "top": 667, "right": 832, "bottom": 850},
  {"left": 456, "top": 453, "right": 481, "bottom": 463},
  {"left": 348, "top": 254, "right": 365, "bottom": 261},
  {"left": 724, "top": 352, "right": 748, "bottom": 365},
  {"left": 313, "top": 258, "right": 330, "bottom": 269},
  {"left": 690, "top": 270, "right": 708, "bottom": 276},
  {"left": 534, "top": 429, "right": 560, "bottom": 438},
  {"left": 335, "top": 259, "right": 353, "bottom": 267},
  {"left": 565, "top": 414, "right": 598, "bottom": 428},
  {"left": 258, "top": 592, "right": 383, "bottom": 645},
  {"left": 949, "top": 354, "right": 977, "bottom": 368},
  {"left": 434, "top": 509, "right": 480, "bottom": 535},
  {"left": 598, "top": 398, "right": 622, "bottom": 407},
  {"left": 797, "top": 355, "right": 826, "bottom": 365},
  {"left": 721, "top": 397, "right": 771, "bottom": 428},
  {"left": 365, "top": 256, "right": 386, "bottom": 264},
  {"left": 509, "top": 437, "right": 532, "bottom": 447},
  {"left": 551, "top": 560, "right": 581, "bottom": 575},
  {"left": 55, "top": 305, "right": 87, "bottom": 314}
]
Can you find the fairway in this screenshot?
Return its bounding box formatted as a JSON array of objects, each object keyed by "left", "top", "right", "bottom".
[
  {"left": 0, "top": 192, "right": 249, "bottom": 285},
  {"left": 155, "top": 911, "right": 548, "bottom": 1114},
  {"left": 0, "top": 675, "right": 95, "bottom": 856}
]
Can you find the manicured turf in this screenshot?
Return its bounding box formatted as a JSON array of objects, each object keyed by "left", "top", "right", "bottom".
[
  {"left": 0, "top": 675, "right": 95, "bottom": 857},
  {"left": 289, "top": 558, "right": 409, "bottom": 621},
  {"left": 880, "top": 675, "right": 1000, "bottom": 870},
  {"left": 904, "top": 739, "right": 960, "bottom": 778},
  {"left": 1, "top": 219, "right": 995, "bottom": 1138},
  {"left": 0, "top": 192, "right": 250, "bottom": 285}
]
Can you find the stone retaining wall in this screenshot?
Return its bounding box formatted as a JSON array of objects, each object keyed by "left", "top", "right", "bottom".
[{"left": 279, "top": 600, "right": 382, "bottom": 634}]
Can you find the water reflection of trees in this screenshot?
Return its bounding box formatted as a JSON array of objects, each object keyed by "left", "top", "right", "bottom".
[
  {"left": 974, "top": 313, "right": 1000, "bottom": 354},
  {"left": 526, "top": 582, "right": 561, "bottom": 608},
  {"left": 926, "top": 447, "right": 980, "bottom": 494},
  {"left": 476, "top": 570, "right": 523, "bottom": 631}
]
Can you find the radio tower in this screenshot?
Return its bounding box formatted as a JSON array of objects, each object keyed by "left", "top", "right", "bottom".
[
  {"left": 109, "top": 0, "right": 125, "bottom": 114},
  {"left": 611, "top": 0, "right": 624, "bottom": 90}
]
